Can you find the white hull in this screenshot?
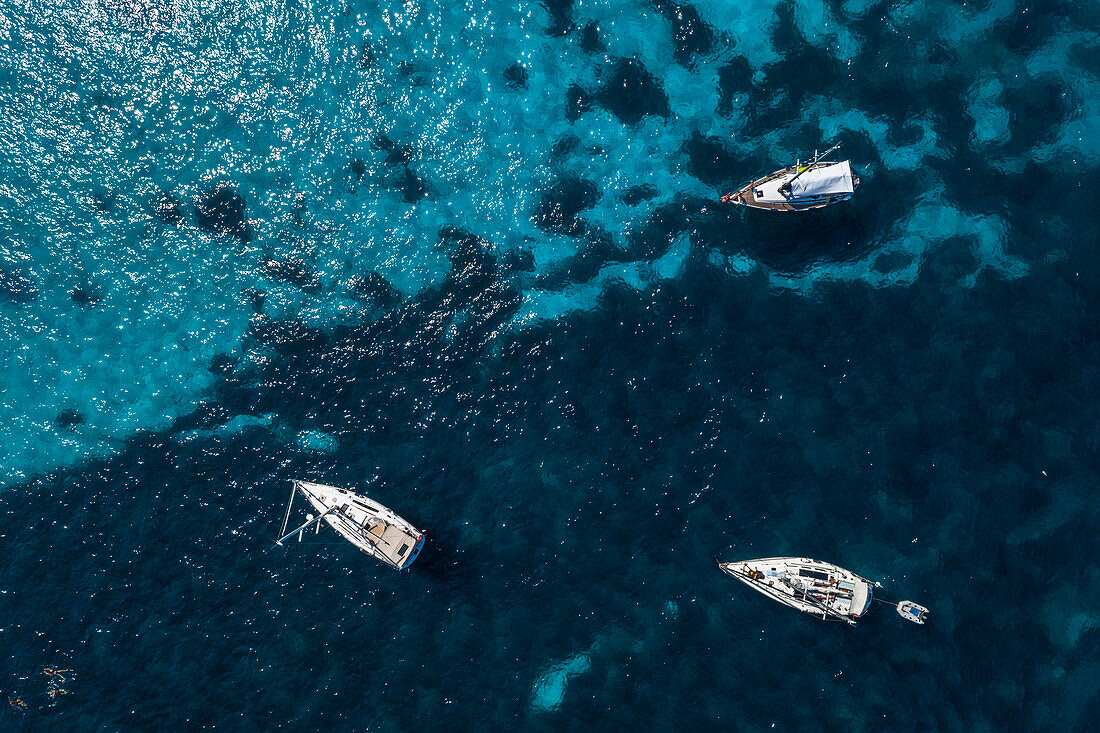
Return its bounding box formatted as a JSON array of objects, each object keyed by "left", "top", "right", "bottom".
[
  {"left": 292, "top": 480, "right": 424, "bottom": 570},
  {"left": 722, "top": 146, "right": 857, "bottom": 211},
  {"left": 719, "top": 557, "right": 873, "bottom": 625},
  {"left": 897, "top": 600, "right": 929, "bottom": 624}
]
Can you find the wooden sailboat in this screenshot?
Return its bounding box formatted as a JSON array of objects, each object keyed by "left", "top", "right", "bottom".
[{"left": 722, "top": 143, "right": 858, "bottom": 212}]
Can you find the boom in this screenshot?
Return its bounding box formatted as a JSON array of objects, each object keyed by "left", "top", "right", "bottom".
[{"left": 779, "top": 142, "right": 842, "bottom": 195}]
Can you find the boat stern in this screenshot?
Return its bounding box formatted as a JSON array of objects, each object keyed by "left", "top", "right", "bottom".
[{"left": 399, "top": 532, "right": 426, "bottom": 570}]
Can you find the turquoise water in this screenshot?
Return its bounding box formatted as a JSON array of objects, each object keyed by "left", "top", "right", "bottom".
[{"left": 1, "top": 0, "right": 1098, "bottom": 729}]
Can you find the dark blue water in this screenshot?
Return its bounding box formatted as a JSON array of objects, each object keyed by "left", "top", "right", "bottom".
[{"left": 2, "top": 0, "right": 1098, "bottom": 729}]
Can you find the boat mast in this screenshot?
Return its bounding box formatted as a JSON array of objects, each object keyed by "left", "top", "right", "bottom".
[
  {"left": 279, "top": 481, "right": 298, "bottom": 539},
  {"left": 276, "top": 506, "right": 338, "bottom": 546},
  {"left": 779, "top": 142, "right": 842, "bottom": 195}
]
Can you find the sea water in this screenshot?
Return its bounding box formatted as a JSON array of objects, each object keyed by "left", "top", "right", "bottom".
[{"left": 0, "top": 0, "right": 1097, "bottom": 729}]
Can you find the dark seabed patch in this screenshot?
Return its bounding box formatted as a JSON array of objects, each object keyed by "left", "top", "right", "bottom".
[
  {"left": 263, "top": 258, "right": 321, "bottom": 292},
  {"left": 537, "top": 227, "right": 621, "bottom": 289},
  {"left": 0, "top": 266, "right": 38, "bottom": 303},
  {"left": 358, "top": 40, "right": 377, "bottom": 69},
  {"left": 500, "top": 246, "right": 536, "bottom": 275},
  {"left": 540, "top": 0, "right": 574, "bottom": 37},
  {"left": 626, "top": 194, "right": 709, "bottom": 260},
  {"left": 550, "top": 134, "right": 581, "bottom": 162},
  {"left": 596, "top": 58, "right": 670, "bottom": 125},
  {"left": 245, "top": 288, "right": 266, "bottom": 313},
  {"left": 349, "top": 271, "right": 401, "bottom": 308},
  {"left": 195, "top": 186, "right": 252, "bottom": 243},
  {"left": 724, "top": 205, "right": 875, "bottom": 273},
  {"left": 652, "top": 0, "right": 715, "bottom": 66},
  {"left": 91, "top": 190, "right": 114, "bottom": 212},
  {"left": 619, "top": 184, "right": 659, "bottom": 205},
  {"left": 348, "top": 158, "right": 367, "bottom": 181},
  {"left": 532, "top": 176, "right": 600, "bottom": 235},
  {"left": 397, "top": 166, "right": 429, "bottom": 203},
  {"left": 373, "top": 134, "right": 414, "bottom": 166},
  {"left": 565, "top": 83, "right": 592, "bottom": 122},
  {"left": 69, "top": 285, "right": 101, "bottom": 307},
  {"left": 153, "top": 191, "right": 183, "bottom": 225},
  {"left": 681, "top": 132, "right": 748, "bottom": 187},
  {"left": 578, "top": 20, "right": 604, "bottom": 54},
  {"left": 717, "top": 56, "right": 753, "bottom": 115},
  {"left": 504, "top": 62, "right": 529, "bottom": 89},
  {"left": 55, "top": 409, "right": 84, "bottom": 429}
]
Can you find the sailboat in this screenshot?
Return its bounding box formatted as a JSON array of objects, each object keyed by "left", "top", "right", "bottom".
[
  {"left": 721, "top": 143, "right": 858, "bottom": 211},
  {"left": 718, "top": 557, "right": 927, "bottom": 626},
  {"left": 277, "top": 480, "right": 425, "bottom": 570}
]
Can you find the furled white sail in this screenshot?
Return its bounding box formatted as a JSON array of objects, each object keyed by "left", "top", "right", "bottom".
[{"left": 789, "top": 161, "right": 854, "bottom": 198}]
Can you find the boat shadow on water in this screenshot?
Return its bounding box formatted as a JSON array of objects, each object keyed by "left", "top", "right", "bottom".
[
  {"left": 719, "top": 204, "right": 877, "bottom": 275},
  {"left": 399, "top": 525, "right": 481, "bottom": 586}
]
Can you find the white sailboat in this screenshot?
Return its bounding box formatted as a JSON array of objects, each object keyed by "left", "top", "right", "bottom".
[
  {"left": 719, "top": 556, "right": 929, "bottom": 626},
  {"left": 719, "top": 557, "right": 874, "bottom": 625},
  {"left": 277, "top": 480, "right": 425, "bottom": 570},
  {"left": 721, "top": 143, "right": 858, "bottom": 211}
]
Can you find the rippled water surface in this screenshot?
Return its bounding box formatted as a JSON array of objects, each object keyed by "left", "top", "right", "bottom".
[{"left": 1, "top": 0, "right": 1098, "bottom": 729}]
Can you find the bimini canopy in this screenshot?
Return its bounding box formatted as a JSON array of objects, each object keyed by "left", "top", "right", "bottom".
[
  {"left": 850, "top": 580, "right": 871, "bottom": 617},
  {"left": 790, "top": 161, "right": 854, "bottom": 198}
]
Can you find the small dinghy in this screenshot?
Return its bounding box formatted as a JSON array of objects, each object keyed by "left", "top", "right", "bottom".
[
  {"left": 896, "top": 600, "right": 929, "bottom": 624},
  {"left": 721, "top": 143, "right": 858, "bottom": 212},
  {"left": 276, "top": 480, "right": 425, "bottom": 570}
]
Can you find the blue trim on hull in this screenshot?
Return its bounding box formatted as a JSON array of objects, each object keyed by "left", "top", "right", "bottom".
[{"left": 403, "top": 534, "right": 425, "bottom": 569}]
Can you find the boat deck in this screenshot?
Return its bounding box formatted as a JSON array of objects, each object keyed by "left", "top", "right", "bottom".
[
  {"left": 360, "top": 519, "right": 421, "bottom": 568},
  {"left": 723, "top": 163, "right": 856, "bottom": 212},
  {"left": 721, "top": 557, "right": 873, "bottom": 623},
  {"left": 295, "top": 480, "right": 424, "bottom": 570}
]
